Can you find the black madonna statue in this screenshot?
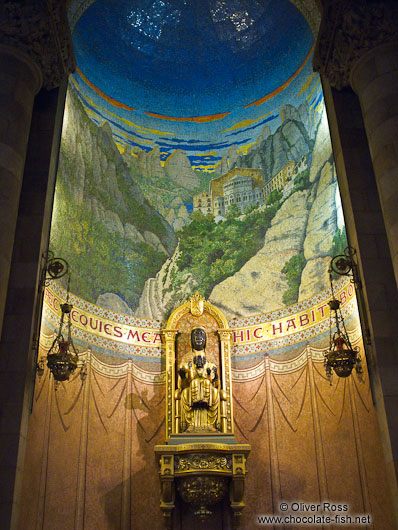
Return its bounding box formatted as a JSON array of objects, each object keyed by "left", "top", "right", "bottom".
[{"left": 175, "top": 328, "right": 224, "bottom": 433}]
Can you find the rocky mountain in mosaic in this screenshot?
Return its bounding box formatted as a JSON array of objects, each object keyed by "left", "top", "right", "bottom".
[
  {"left": 131, "top": 145, "right": 200, "bottom": 191},
  {"left": 53, "top": 86, "right": 343, "bottom": 318},
  {"left": 121, "top": 143, "right": 207, "bottom": 236},
  {"left": 299, "top": 112, "right": 338, "bottom": 301},
  {"left": 217, "top": 102, "right": 321, "bottom": 178},
  {"left": 123, "top": 143, "right": 202, "bottom": 222},
  {"left": 135, "top": 243, "right": 198, "bottom": 320},
  {"left": 136, "top": 109, "right": 343, "bottom": 319},
  {"left": 164, "top": 150, "right": 200, "bottom": 189},
  {"left": 51, "top": 88, "right": 177, "bottom": 308},
  {"left": 209, "top": 111, "right": 338, "bottom": 318},
  {"left": 209, "top": 189, "right": 311, "bottom": 315}
]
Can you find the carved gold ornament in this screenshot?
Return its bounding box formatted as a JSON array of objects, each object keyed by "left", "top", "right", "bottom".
[
  {"left": 175, "top": 454, "right": 232, "bottom": 472},
  {"left": 177, "top": 476, "right": 228, "bottom": 519},
  {"left": 189, "top": 291, "right": 204, "bottom": 316}
]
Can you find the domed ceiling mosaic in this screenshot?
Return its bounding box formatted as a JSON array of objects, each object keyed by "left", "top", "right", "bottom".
[
  {"left": 45, "top": 0, "right": 349, "bottom": 363},
  {"left": 68, "top": 0, "right": 319, "bottom": 170}
]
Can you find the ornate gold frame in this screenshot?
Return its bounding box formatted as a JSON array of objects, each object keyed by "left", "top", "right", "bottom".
[{"left": 162, "top": 292, "right": 234, "bottom": 440}]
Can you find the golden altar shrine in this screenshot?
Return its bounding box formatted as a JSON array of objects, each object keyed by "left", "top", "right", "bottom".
[{"left": 155, "top": 292, "right": 251, "bottom": 528}]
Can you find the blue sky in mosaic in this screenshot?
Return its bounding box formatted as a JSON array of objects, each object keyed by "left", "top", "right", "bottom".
[{"left": 70, "top": 0, "right": 320, "bottom": 169}]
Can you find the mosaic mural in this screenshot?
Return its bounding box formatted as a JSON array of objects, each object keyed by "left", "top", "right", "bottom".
[
  {"left": 24, "top": 7, "right": 394, "bottom": 529},
  {"left": 50, "top": 0, "right": 347, "bottom": 328}
]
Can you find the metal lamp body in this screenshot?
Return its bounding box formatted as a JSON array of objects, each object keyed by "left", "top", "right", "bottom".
[
  {"left": 325, "top": 336, "right": 358, "bottom": 378},
  {"left": 324, "top": 274, "right": 362, "bottom": 381},
  {"left": 47, "top": 340, "right": 78, "bottom": 381},
  {"left": 46, "top": 301, "right": 79, "bottom": 382}
]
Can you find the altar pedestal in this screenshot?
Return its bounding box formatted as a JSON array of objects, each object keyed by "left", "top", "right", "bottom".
[{"left": 155, "top": 440, "right": 251, "bottom": 529}]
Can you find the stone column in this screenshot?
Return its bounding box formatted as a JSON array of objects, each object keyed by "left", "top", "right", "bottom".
[
  {"left": 0, "top": 45, "right": 42, "bottom": 339},
  {"left": 322, "top": 80, "right": 398, "bottom": 525},
  {"left": 314, "top": 0, "right": 398, "bottom": 287},
  {"left": 0, "top": 2, "right": 75, "bottom": 528},
  {"left": 314, "top": 1, "right": 398, "bottom": 524},
  {"left": 350, "top": 41, "right": 398, "bottom": 287}
]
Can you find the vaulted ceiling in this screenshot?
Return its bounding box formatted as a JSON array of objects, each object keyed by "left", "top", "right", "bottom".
[{"left": 67, "top": 0, "right": 321, "bottom": 169}]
